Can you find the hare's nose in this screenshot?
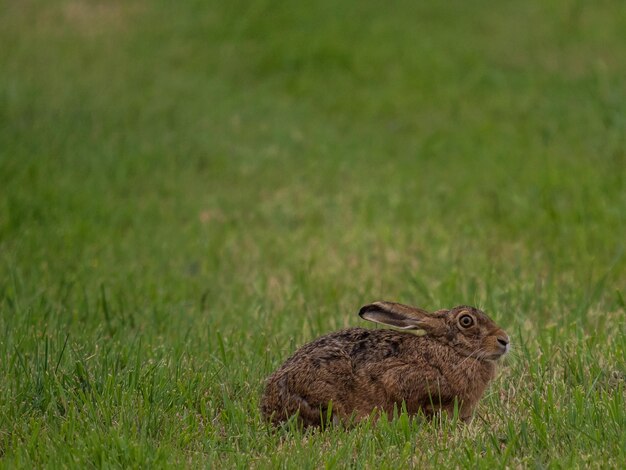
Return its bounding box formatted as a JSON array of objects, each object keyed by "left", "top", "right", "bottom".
[{"left": 497, "top": 337, "right": 509, "bottom": 347}]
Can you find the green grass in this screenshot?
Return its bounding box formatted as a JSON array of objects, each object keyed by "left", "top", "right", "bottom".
[{"left": 1, "top": 0, "right": 625, "bottom": 467}]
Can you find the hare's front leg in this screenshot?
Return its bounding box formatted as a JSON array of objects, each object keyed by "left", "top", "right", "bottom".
[{"left": 380, "top": 363, "right": 458, "bottom": 417}]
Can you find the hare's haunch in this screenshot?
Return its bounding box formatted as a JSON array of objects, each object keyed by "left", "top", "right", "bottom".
[{"left": 261, "top": 302, "right": 509, "bottom": 427}]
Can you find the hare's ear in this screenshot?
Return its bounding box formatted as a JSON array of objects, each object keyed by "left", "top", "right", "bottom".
[{"left": 358, "top": 301, "right": 430, "bottom": 330}]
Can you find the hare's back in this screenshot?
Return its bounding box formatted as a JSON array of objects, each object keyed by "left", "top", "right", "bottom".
[{"left": 282, "top": 327, "right": 411, "bottom": 369}]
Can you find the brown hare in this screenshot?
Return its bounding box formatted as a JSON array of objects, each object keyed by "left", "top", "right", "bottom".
[{"left": 261, "top": 301, "right": 509, "bottom": 427}]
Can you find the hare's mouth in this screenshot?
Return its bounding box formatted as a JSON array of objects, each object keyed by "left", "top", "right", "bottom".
[
  {"left": 484, "top": 342, "right": 510, "bottom": 360},
  {"left": 484, "top": 350, "right": 507, "bottom": 360}
]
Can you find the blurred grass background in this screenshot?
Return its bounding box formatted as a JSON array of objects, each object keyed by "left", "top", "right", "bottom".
[{"left": 1, "top": 0, "right": 625, "bottom": 467}]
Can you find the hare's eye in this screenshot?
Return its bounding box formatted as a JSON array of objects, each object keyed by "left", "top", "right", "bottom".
[{"left": 459, "top": 314, "right": 474, "bottom": 328}]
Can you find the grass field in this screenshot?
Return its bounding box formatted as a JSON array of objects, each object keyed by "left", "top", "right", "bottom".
[{"left": 1, "top": 0, "right": 625, "bottom": 467}]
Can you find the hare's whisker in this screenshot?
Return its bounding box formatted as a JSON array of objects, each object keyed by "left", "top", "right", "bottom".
[{"left": 459, "top": 347, "right": 486, "bottom": 367}]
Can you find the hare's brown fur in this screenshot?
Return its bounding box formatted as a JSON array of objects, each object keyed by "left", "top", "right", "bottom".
[{"left": 261, "top": 302, "right": 509, "bottom": 427}]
